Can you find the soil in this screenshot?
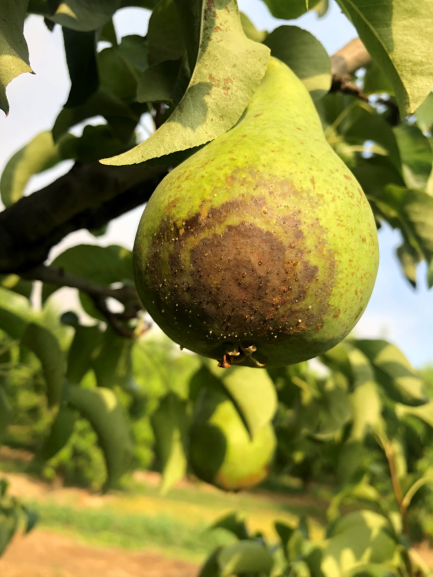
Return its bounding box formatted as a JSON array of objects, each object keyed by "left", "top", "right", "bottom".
[{"left": 0, "top": 530, "right": 198, "bottom": 577}]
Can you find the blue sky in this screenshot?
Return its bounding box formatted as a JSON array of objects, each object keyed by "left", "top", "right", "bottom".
[{"left": 0, "top": 0, "right": 431, "bottom": 367}]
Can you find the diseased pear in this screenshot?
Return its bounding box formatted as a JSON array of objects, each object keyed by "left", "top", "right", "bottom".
[
  {"left": 134, "top": 57, "right": 379, "bottom": 368},
  {"left": 189, "top": 387, "right": 276, "bottom": 491}
]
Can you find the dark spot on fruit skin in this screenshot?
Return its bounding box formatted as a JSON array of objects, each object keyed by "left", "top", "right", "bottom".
[{"left": 145, "top": 190, "right": 336, "bottom": 353}]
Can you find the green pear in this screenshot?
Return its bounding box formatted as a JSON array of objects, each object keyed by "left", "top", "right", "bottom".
[
  {"left": 189, "top": 387, "right": 276, "bottom": 491},
  {"left": 134, "top": 57, "right": 379, "bottom": 368}
]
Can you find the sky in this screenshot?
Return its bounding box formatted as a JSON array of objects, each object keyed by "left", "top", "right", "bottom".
[{"left": 0, "top": 0, "right": 432, "bottom": 368}]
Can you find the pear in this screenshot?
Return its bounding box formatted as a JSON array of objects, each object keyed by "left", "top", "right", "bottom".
[
  {"left": 134, "top": 57, "right": 379, "bottom": 368},
  {"left": 189, "top": 387, "right": 276, "bottom": 491}
]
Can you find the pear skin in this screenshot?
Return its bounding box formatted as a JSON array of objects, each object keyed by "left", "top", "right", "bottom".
[{"left": 134, "top": 57, "right": 379, "bottom": 368}]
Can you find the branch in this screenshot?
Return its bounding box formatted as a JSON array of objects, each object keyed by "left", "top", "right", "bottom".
[
  {"left": 22, "top": 264, "right": 144, "bottom": 338},
  {"left": 330, "top": 38, "right": 372, "bottom": 76},
  {"left": 0, "top": 162, "right": 168, "bottom": 274}
]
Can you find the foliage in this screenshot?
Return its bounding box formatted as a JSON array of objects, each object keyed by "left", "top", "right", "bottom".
[{"left": 0, "top": 478, "right": 37, "bottom": 556}]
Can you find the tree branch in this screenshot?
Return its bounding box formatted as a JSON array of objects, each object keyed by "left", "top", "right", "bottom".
[{"left": 330, "top": 38, "right": 372, "bottom": 76}]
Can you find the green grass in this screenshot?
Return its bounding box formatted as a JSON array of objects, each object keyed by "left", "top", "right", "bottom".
[{"left": 29, "top": 501, "right": 235, "bottom": 562}]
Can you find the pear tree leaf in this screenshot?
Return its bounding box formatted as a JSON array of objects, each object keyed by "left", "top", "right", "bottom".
[
  {"left": 99, "top": 18, "right": 118, "bottom": 45},
  {"left": 0, "top": 131, "right": 74, "bottom": 207},
  {"left": 46, "top": 0, "right": 121, "bottom": 31},
  {"left": 0, "top": 275, "right": 33, "bottom": 299},
  {"left": 416, "top": 92, "right": 433, "bottom": 134},
  {"left": 197, "top": 548, "right": 222, "bottom": 577},
  {"left": 354, "top": 339, "right": 426, "bottom": 405},
  {"left": 101, "top": 0, "right": 270, "bottom": 165},
  {"left": 92, "top": 327, "right": 134, "bottom": 389},
  {"left": 0, "top": 386, "right": 12, "bottom": 442},
  {"left": 98, "top": 45, "right": 140, "bottom": 101},
  {"left": 137, "top": 59, "right": 181, "bottom": 103},
  {"left": 0, "top": 307, "right": 27, "bottom": 340},
  {"left": 264, "top": 26, "right": 331, "bottom": 101},
  {"left": 240, "top": 12, "right": 267, "bottom": 43},
  {"left": 352, "top": 156, "right": 405, "bottom": 205},
  {"left": 363, "top": 61, "right": 394, "bottom": 97},
  {"left": 118, "top": 35, "right": 148, "bottom": 72},
  {"left": 151, "top": 391, "right": 188, "bottom": 494},
  {"left": 211, "top": 512, "right": 249, "bottom": 541},
  {"left": 66, "top": 324, "right": 103, "bottom": 383},
  {"left": 261, "top": 0, "right": 320, "bottom": 20},
  {"left": 336, "top": 0, "right": 433, "bottom": 117},
  {"left": 396, "top": 241, "right": 420, "bottom": 288},
  {"left": 21, "top": 323, "right": 65, "bottom": 408},
  {"left": 38, "top": 406, "right": 79, "bottom": 461},
  {"left": 147, "top": 0, "right": 185, "bottom": 66},
  {"left": 313, "top": 0, "right": 329, "bottom": 17},
  {"left": 172, "top": 0, "right": 203, "bottom": 71},
  {"left": 345, "top": 344, "right": 375, "bottom": 389},
  {"left": 393, "top": 124, "right": 433, "bottom": 191},
  {"left": 59, "top": 124, "right": 131, "bottom": 163},
  {"left": 0, "top": 0, "right": 33, "bottom": 114},
  {"left": 120, "top": 0, "right": 157, "bottom": 7},
  {"left": 63, "top": 28, "right": 99, "bottom": 108},
  {"left": 396, "top": 401, "right": 433, "bottom": 429},
  {"left": 349, "top": 381, "right": 382, "bottom": 441},
  {"left": 67, "top": 384, "right": 134, "bottom": 490},
  {"left": 217, "top": 541, "right": 274, "bottom": 577}
]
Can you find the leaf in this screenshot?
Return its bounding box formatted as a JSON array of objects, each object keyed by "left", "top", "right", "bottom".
[
  {"left": 217, "top": 541, "right": 274, "bottom": 577},
  {"left": 0, "top": 131, "right": 73, "bottom": 206},
  {"left": 363, "top": 61, "right": 394, "bottom": 97},
  {"left": 46, "top": 0, "right": 121, "bottom": 31},
  {"left": 313, "top": 0, "right": 329, "bottom": 17},
  {"left": 67, "top": 384, "right": 134, "bottom": 490},
  {"left": 346, "top": 345, "right": 376, "bottom": 388},
  {"left": 354, "top": 339, "right": 426, "bottom": 406},
  {"left": 92, "top": 327, "right": 134, "bottom": 389},
  {"left": 147, "top": 0, "right": 185, "bottom": 66},
  {"left": 101, "top": 0, "right": 270, "bottom": 165},
  {"left": 350, "top": 381, "right": 382, "bottom": 441},
  {"left": 63, "top": 28, "right": 99, "bottom": 108},
  {"left": 38, "top": 406, "right": 78, "bottom": 461},
  {"left": 264, "top": 26, "right": 331, "bottom": 101},
  {"left": 52, "top": 89, "right": 138, "bottom": 142},
  {"left": 393, "top": 124, "right": 433, "bottom": 190},
  {"left": 261, "top": 0, "right": 320, "bottom": 20},
  {"left": 151, "top": 391, "right": 188, "bottom": 494},
  {"left": 0, "top": 386, "right": 11, "bottom": 442},
  {"left": 211, "top": 512, "right": 249, "bottom": 541},
  {"left": 0, "top": 275, "right": 33, "bottom": 299},
  {"left": 137, "top": 59, "right": 181, "bottom": 103},
  {"left": 59, "top": 124, "right": 132, "bottom": 163},
  {"left": 240, "top": 12, "right": 267, "bottom": 43},
  {"left": 0, "top": 307, "right": 27, "bottom": 340},
  {"left": 335, "top": 0, "right": 433, "bottom": 116},
  {"left": 402, "top": 469, "right": 433, "bottom": 508},
  {"left": 396, "top": 401, "right": 433, "bottom": 428},
  {"left": 66, "top": 324, "right": 102, "bottom": 383},
  {"left": 21, "top": 323, "right": 65, "bottom": 408},
  {"left": 0, "top": 0, "right": 33, "bottom": 114},
  {"left": 396, "top": 241, "right": 420, "bottom": 288},
  {"left": 416, "top": 92, "right": 433, "bottom": 134},
  {"left": 118, "top": 35, "right": 148, "bottom": 72},
  {"left": 198, "top": 548, "right": 222, "bottom": 577},
  {"left": 352, "top": 156, "right": 405, "bottom": 205},
  {"left": 98, "top": 45, "right": 140, "bottom": 101}
]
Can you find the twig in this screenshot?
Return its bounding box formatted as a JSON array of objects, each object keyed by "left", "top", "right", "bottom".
[
  {"left": 330, "top": 73, "right": 369, "bottom": 101},
  {"left": 330, "top": 38, "right": 372, "bottom": 76},
  {"left": 22, "top": 265, "right": 143, "bottom": 339}
]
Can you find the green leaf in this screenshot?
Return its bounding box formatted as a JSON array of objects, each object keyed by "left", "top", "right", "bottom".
[
  {"left": 0, "top": 131, "right": 73, "bottom": 206},
  {"left": 240, "top": 12, "right": 267, "bottom": 43},
  {"left": 67, "top": 384, "right": 134, "bottom": 490},
  {"left": 118, "top": 35, "right": 148, "bottom": 72},
  {"left": 335, "top": 0, "right": 433, "bottom": 116},
  {"left": 172, "top": 0, "right": 202, "bottom": 71},
  {"left": 416, "top": 92, "right": 433, "bottom": 134},
  {"left": 21, "top": 323, "right": 65, "bottom": 408},
  {"left": 98, "top": 45, "right": 140, "bottom": 101},
  {"left": 402, "top": 468, "right": 433, "bottom": 508},
  {"left": 261, "top": 0, "right": 320, "bottom": 20},
  {"left": 211, "top": 512, "right": 249, "bottom": 541},
  {"left": 354, "top": 339, "right": 426, "bottom": 406},
  {"left": 396, "top": 241, "right": 420, "bottom": 288},
  {"left": 393, "top": 124, "right": 433, "bottom": 190},
  {"left": 0, "top": 307, "right": 27, "bottom": 340},
  {"left": 349, "top": 381, "right": 382, "bottom": 441},
  {"left": 137, "top": 59, "right": 181, "bottom": 103},
  {"left": 66, "top": 324, "right": 103, "bottom": 383},
  {"left": 92, "top": 327, "right": 134, "bottom": 389},
  {"left": 198, "top": 548, "right": 222, "bottom": 577},
  {"left": 0, "top": 0, "right": 33, "bottom": 115},
  {"left": 363, "top": 61, "right": 394, "bottom": 97},
  {"left": 147, "top": 0, "right": 185, "bottom": 66},
  {"left": 0, "top": 275, "right": 33, "bottom": 299},
  {"left": 217, "top": 541, "right": 274, "bottom": 577},
  {"left": 63, "top": 28, "right": 99, "bottom": 108},
  {"left": 346, "top": 345, "right": 375, "bottom": 388},
  {"left": 52, "top": 89, "right": 138, "bottom": 142},
  {"left": 46, "top": 0, "right": 121, "bottom": 31},
  {"left": 59, "top": 124, "right": 132, "bottom": 163},
  {"left": 313, "top": 0, "right": 329, "bottom": 17},
  {"left": 38, "top": 406, "right": 78, "bottom": 461},
  {"left": 0, "top": 386, "right": 11, "bottom": 443},
  {"left": 151, "top": 391, "right": 188, "bottom": 494},
  {"left": 264, "top": 26, "right": 331, "bottom": 101},
  {"left": 101, "top": 0, "right": 270, "bottom": 165},
  {"left": 352, "top": 156, "right": 405, "bottom": 205},
  {"left": 396, "top": 401, "right": 433, "bottom": 428}
]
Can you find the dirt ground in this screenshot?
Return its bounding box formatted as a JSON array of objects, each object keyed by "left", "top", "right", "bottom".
[{"left": 0, "top": 530, "right": 198, "bottom": 577}]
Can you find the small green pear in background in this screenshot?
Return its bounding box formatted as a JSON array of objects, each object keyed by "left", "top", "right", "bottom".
[
  {"left": 134, "top": 57, "right": 379, "bottom": 368},
  {"left": 189, "top": 387, "right": 276, "bottom": 491}
]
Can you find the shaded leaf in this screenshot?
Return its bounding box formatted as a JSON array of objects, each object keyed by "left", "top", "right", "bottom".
[
  {"left": 0, "top": 131, "right": 74, "bottom": 206},
  {"left": 63, "top": 28, "right": 99, "bottom": 108},
  {"left": 0, "top": 307, "right": 27, "bottom": 340},
  {"left": 98, "top": 45, "right": 139, "bottom": 101},
  {"left": 92, "top": 327, "right": 134, "bottom": 389},
  {"left": 67, "top": 384, "right": 134, "bottom": 490},
  {"left": 47, "top": 0, "right": 121, "bottom": 31},
  {"left": 38, "top": 406, "right": 79, "bottom": 461},
  {"left": 336, "top": 0, "right": 433, "bottom": 116},
  {"left": 66, "top": 324, "right": 102, "bottom": 383},
  {"left": 137, "top": 59, "right": 181, "bottom": 103},
  {"left": 118, "top": 35, "right": 148, "bottom": 72},
  {"left": 0, "top": 0, "right": 33, "bottom": 114},
  {"left": 101, "top": 0, "right": 270, "bottom": 165},
  {"left": 350, "top": 381, "right": 382, "bottom": 441},
  {"left": 393, "top": 124, "right": 433, "bottom": 190},
  {"left": 211, "top": 511, "right": 249, "bottom": 541},
  {"left": 197, "top": 548, "right": 222, "bottom": 577},
  {"left": 355, "top": 339, "right": 426, "bottom": 406},
  {"left": 396, "top": 242, "right": 420, "bottom": 288},
  {"left": 59, "top": 124, "right": 132, "bottom": 163},
  {"left": 264, "top": 25, "right": 331, "bottom": 100},
  {"left": 363, "top": 61, "right": 394, "bottom": 97},
  {"left": 261, "top": 0, "right": 320, "bottom": 20},
  {"left": 21, "top": 323, "right": 65, "bottom": 408},
  {"left": 0, "top": 386, "right": 11, "bottom": 442},
  {"left": 416, "top": 92, "right": 433, "bottom": 134},
  {"left": 147, "top": 0, "right": 185, "bottom": 66},
  {"left": 396, "top": 401, "right": 433, "bottom": 429},
  {"left": 0, "top": 275, "right": 33, "bottom": 299},
  {"left": 151, "top": 391, "right": 188, "bottom": 494},
  {"left": 217, "top": 541, "right": 274, "bottom": 577},
  {"left": 240, "top": 12, "right": 267, "bottom": 43}
]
